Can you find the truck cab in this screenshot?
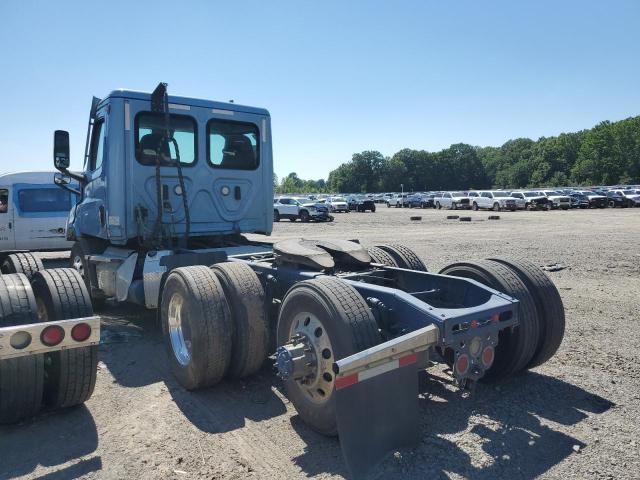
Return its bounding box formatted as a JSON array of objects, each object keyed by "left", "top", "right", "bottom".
[{"left": 0, "top": 171, "right": 74, "bottom": 253}]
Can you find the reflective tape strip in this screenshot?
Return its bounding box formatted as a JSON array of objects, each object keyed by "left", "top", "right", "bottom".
[
  {"left": 212, "top": 108, "right": 234, "bottom": 115},
  {"left": 262, "top": 118, "right": 267, "bottom": 142},
  {"left": 124, "top": 102, "right": 130, "bottom": 130},
  {"left": 169, "top": 103, "right": 190, "bottom": 110},
  {"left": 335, "top": 352, "right": 418, "bottom": 390}
]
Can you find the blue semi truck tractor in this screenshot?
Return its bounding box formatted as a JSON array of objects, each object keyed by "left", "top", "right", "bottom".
[{"left": 38, "top": 83, "right": 564, "bottom": 478}]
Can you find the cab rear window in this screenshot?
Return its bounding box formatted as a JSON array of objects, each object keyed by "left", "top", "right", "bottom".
[
  {"left": 135, "top": 112, "right": 197, "bottom": 165},
  {"left": 207, "top": 119, "right": 259, "bottom": 170}
]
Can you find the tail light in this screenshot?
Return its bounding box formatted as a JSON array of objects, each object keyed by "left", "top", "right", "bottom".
[
  {"left": 10, "top": 331, "right": 32, "bottom": 349},
  {"left": 71, "top": 323, "right": 92, "bottom": 342},
  {"left": 41, "top": 325, "right": 65, "bottom": 346},
  {"left": 455, "top": 354, "right": 470, "bottom": 375},
  {"left": 481, "top": 346, "right": 495, "bottom": 368}
]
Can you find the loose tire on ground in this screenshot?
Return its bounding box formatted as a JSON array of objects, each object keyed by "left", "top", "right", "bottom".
[
  {"left": 160, "top": 266, "right": 232, "bottom": 390},
  {"left": 31, "top": 268, "right": 98, "bottom": 409},
  {"left": 0, "top": 274, "right": 44, "bottom": 424},
  {"left": 439, "top": 260, "right": 541, "bottom": 380},
  {"left": 488, "top": 257, "right": 565, "bottom": 368},
  {"left": 375, "top": 243, "right": 428, "bottom": 271},
  {"left": 210, "top": 262, "right": 269, "bottom": 379},
  {"left": 276, "top": 277, "right": 381, "bottom": 435},
  {"left": 1, "top": 252, "right": 44, "bottom": 279},
  {"left": 367, "top": 246, "right": 399, "bottom": 267}
]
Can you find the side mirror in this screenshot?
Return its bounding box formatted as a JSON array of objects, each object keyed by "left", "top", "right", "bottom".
[{"left": 53, "top": 130, "right": 70, "bottom": 170}]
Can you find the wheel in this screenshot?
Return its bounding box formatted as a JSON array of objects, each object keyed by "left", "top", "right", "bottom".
[
  {"left": 276, "top": 277, "right": 381, "bottom": 435},
  {"left": 493, "top": 203, "right": 501, "bottom": 212},
  {"left": 300, "top": 210, "right": 310, "bottom": 223},
  {"left": 210, "top": 262, "right": 269, "bottom": 379},
  {"left": 472, "top": 202, "right": 478, "bottom": 211},
  {"left": 452, "top": 202, "right": 457, "bottom": 210},
  {"left": 525, "top": 203, "right": 532, "bottom": 211},
  {"left": 375, "top": 243, "right": 428, "bottom": 271},
  {"left": 386, "top": 202, "right": 390, "bottom": 208},
  {"left": 160, "top": 266, "right": 233, "bottom": 390},
  {"left": 371, "top": 205, "right": 376, "bottom": 213},
  {"left": 436, "top": 202, "right": 441, "bottom": 210},
  {"left": 0, "top": 274, "right": 44, "bottom": 424},
  {"left": 273, "top": 210, "right": 280, "bottom": 222},
  {"left": 71, "top": 242, "right": 106, "bottom": 310},
  {"left": 31, "top": 268, "right": 98, "bottom": 409},
  {"left": 488, "top": 258, "right": 565, "bottom": 368},
  {"left": 367, "top": 246, "right": 399, "bottom": 267},
  {"left": 1, "top": 252, "right": 44, "bottom": 279},
  {"left": 438, "top": 260, "right": 541, "bottom": 380}
]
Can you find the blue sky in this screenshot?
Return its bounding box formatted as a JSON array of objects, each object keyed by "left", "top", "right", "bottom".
[{"left": 1, "top": 1, "right": 639, "bottom": 180}]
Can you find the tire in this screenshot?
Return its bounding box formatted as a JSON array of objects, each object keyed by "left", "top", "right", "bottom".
[
  {"left": 387, "top": 202, "right": 390, "bottom": 208},
  {"left": 274, "top": 210, "right": 280, "bottom": 222},
  {"left": 371, "top": 205, "right": 376, "bottom": 213},
  {"left": 160, "top": 266, "right": 233, "bottom": 390},
  {"left": 493, "top": 203, "right": 501, "bottom": 212},
  {"left": 0, "top": 274, "right": 44, "bottom": 424},
  {"left": 210, "top": 263, "right": 269, "bottom": 379},
  {"left": 1, "top": 252, "right": 44, "bottom": 279},
  {"left": 31, "top": 268, "right": 98, "bottom": 409},
  {"left": 436, "top": 202, "right": 441, "bottom": 210},
  {"left": 367, "top": 246, "right": 399, "bottom": 267},
  {"left": 375, "top": 243, "right": 428, "bottom": 271},
  {"left": 300, "top": 210, "right": 310, "bottom": 223},
  {"left": 71, "top": 242, "right": 106, "bottom": 310},
  {"left": 488, "top": 258, "right": 565, "bottom": 368},
  {"left": 276, "top": 277, "right": 381, "bottom": 435},
  {"left": 472, "top": 202, "right": 478, "bottom": 211},
  {"left": 452, "top": 202, "right": 457, "bottom": 210},
  {"left": 438, "top": 260, "right": 541, "bottom": 380}
]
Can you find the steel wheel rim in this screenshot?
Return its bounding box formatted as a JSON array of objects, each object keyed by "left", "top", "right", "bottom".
[
  {"left": 168, "top": 292, "right": 191, "bottom": 366},
  {"left": 73, "top": 255, "right": 84, "bottom": 277},
  {"left": 288, "top": 311, "right": 335, "bottom": 405},
  {"left": 36, "top": 297, "right": 48, "bottom": 322}
]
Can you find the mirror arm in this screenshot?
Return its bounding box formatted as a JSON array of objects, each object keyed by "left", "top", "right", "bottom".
[
  {"left": 57, "top": 167, "right": 87, "bottom": 185},
  {"left": 58, "top": 183, "right": 82, "bottom": 196}
]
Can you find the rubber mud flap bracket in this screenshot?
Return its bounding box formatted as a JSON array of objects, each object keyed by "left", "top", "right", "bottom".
[{"left": 335, "top": 352, "right": 423, "bottom": 479}]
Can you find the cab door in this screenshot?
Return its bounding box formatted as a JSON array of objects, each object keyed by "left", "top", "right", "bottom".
[{"left": 0, "top": 186, "right": 15, "bottom": 250}]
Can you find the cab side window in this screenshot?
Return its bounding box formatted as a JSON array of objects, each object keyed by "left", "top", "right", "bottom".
[
  {"left": 0, "top": 189, "right": 8, "bottom": 213},
  {"left": 89, "top": 120, "right": 106, "bottom": 171}
]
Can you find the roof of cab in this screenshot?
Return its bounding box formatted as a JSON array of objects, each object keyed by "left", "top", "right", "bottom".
[{"left": 107, "top": 89, "right": 270, "bottom": 116}]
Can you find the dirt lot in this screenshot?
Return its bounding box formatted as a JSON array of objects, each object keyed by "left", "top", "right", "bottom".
[{"left": 2, "top": 207, "right": 639, "bottom": 480}]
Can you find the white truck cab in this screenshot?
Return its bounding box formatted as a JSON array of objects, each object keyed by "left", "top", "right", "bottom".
[{"left": 0, "top": 171, "right": 74, "bottom": 253}]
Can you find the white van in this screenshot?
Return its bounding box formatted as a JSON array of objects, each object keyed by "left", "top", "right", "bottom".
[{"left": 0, "top": 171, "right": 75, "bottom": 253}]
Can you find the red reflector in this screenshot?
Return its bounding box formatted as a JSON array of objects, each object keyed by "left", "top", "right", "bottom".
[
  {"left": 399, "top": 353, "right": 418, "bottom": 367},
  {"left": 470, "top": 320, "right": 479, "bottom": 328},
  {"left": 71, "top": 323, "right": 92, "bottom": 342},
  {"left": 335, "top": 373, "right": 358, "bottom": 390},
  {"left": 481, "top": 346, "right": 495, "bottom": 367},
  {"left": 41, "top": 325, "right": 65, "bottom": 347},
  {"left": 455, "top": 354, "right": 469, "bottom": 375},
  {"left": 491, "top": 314, "right": 500, "bottom": 323}
]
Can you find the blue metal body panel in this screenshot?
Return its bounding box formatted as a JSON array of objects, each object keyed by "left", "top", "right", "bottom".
[{"left": 71, "top": 90, "right": 273, "bottom": 245}]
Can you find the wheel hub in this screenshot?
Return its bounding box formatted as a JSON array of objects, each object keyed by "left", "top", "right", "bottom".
[
  {"left": 278, "top": 312, "right": 335, "bottom": 404},
  {"left": 168, "top": 292, "right": 191, "bottom": 366}
]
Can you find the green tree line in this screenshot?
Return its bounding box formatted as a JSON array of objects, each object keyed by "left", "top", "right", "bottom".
[{"left": 275, "top": 116, "right": 640, "bottom": 193}]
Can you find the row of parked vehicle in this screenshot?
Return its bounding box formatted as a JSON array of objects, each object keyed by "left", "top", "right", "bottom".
[
  {"left": 383, "top": 188, "right": 640, "bottom": 211},
  {"left": 273, "top": 195, "right": 377, "bottom": 223}
]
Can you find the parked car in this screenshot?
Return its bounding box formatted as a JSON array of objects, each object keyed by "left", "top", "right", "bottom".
[
  {"left": 408, "top": 193, "right": 435, "bottom": 209},
  {"left": 347, "top": 195, "right": 376, "bottom": 212},
  {"left": 387, "top": 193, "right": 409, "bottom": 208},
  {"left": 435, "top": 191, "right": 471, "bottom": 210},
  {"left": 541, "top": 190, "right": 571, "bottom": 210},
  {"left": 568, "top": 193, "right": 590, "bottom": 209},
  {"left": 506, "top": 192, "right": 526, "bottom": 210},
  {"left": 611, "top": 189, "right": 640, "bottom": 207},
  {"left": 605, "top": 191, "right": 628, "bottom": 208},
  {"left": 470, "top": 191, "right": 518, "bottom": 211},
  {"left": 326, "top": 196, "right": 350, "bottom": 213},
  {"left": 273, "top": 197, "right": 332, "bottom": 222},
  {"left": 511, "top": 191, "right": 551, "bottom": 210},
  {"left": 576, "top": 191, "right": 608, "bottom": 208}
]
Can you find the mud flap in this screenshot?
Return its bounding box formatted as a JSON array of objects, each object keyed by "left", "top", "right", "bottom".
[{"left": 335, "top": 354, "right": 423, "bottom": 479}]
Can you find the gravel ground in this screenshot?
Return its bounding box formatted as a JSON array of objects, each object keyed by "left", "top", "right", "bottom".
[{"left": 1, "top": 206, "right": 639, "bottom": 480}]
